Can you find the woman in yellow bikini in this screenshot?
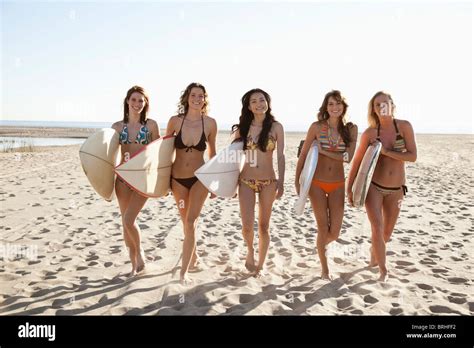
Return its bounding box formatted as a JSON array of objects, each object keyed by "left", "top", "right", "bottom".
[
  {"left": 295, "top": 90, "right": 358, "bottom": 280},
  {"left": 347, "top": 91, "right": 417, "bottom": 281},
  {"left": 232, "top": 88, "right": 285, "bottom": 277},
  {"left": 112, "top": 86, "right": 160, "bottom": 276},
  {"left": 166, "top": 82, "right": 217, "bottom": 284}
]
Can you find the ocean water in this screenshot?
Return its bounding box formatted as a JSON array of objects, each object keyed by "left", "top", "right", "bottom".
[
  {"left": 0, "top": 120, "right": 113, "bottom": 128},
  {"left": 0, "top": 136, "right": 85, "bottom": 151}
]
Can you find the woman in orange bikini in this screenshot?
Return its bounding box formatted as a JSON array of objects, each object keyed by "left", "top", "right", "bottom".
[
  {"left": 166, "top": 82, "right": 217, "bottom": 284},
  {"left": 232, "top": 88, "right": 285, "bottom": 278},
  {"left": 295, "top": 90, "right": 358, "bottom": 280},
  {"left": 347, "top": 91, "right": 417, "bottom": 281},
  {"left": 112, "top": 86, "right": 160, "bottom": 276}
]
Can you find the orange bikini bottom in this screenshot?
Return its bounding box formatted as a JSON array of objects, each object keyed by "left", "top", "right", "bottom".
[{"left": 312, "top": 179, "right": 345, "bottom": 194}]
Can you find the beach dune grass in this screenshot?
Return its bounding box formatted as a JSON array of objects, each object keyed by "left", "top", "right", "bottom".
[{"left": 0, "top": 138, "right": 35, "bottom": 152}]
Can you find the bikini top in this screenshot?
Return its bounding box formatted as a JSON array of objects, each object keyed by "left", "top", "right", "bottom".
[
  {"left": 174, "top": 114, "right": 207, "bottom": 152},
  {"left": 246, "top": 134, "right": 276, "bottom": 152},
  {"left": 119, "top": 122, "right": 150, "bottom": 145},
  {"left": 377, "top": 119, "right": 407, "bottom": 153},
  {"left": 319, "top": 122, "right": 346, "bottom": 153}
]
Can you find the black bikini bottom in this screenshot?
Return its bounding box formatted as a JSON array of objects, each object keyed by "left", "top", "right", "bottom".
[{"left": 171, "top": 176, "right": 199, "bottom": 190}]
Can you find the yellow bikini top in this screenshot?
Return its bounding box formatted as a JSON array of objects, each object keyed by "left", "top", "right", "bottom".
[{"left": 246, "top": 135, "right": 276, "bottom": 151}]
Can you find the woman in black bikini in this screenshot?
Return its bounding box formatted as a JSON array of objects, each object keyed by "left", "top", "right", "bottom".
[
  {"left": 166, "top": 82, "right": 217, "bottom": 284},
  {"left": 347, "top": 91, "right": 417, "bottom": 281},
  {"left": 112, "top": 86, "right": 160, "bottom": 276}
]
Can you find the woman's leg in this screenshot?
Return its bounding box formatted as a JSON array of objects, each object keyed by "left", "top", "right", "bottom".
[
  {"left": 365, "top": 184, "right": 387, "bottom": 280},
  {"left": 122, "top": 191, "right": 148, "bottom": 275},
  {"left": 180, "top": 181, "right": 209, "bottom": 283},
  {"left": 171, "top": 180, "right": 200, "bottom": 267},
  {"left": 254, "top": 181, "right": 277, "bottom": 276},
  {"left": 115, "top": 179, "right": 135, "bottom": 272},
  {"left": 327, "top": 186, "right": 345, "bottom": 243},
  {"left": 308, "top": 185, "right": 331, "bottom": 279},
  {"left": 382, "top": 190, "right": 404, "bottom": 243},
  {"left": 238, "top": 182, "right": 257, "bottom": 272}
]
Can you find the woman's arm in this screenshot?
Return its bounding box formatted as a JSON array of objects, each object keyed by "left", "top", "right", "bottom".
[
  {"left": 165, "top": 116, "right": 176, "bottom": 136},
  {"left": 275, "top": 122, "right": 285, "bottom": 200},
  {"left": 295, "top": 122, "right": 318, "bottom": 194},
  {"left": 380, "top": 120, "right": 417, "bottom": 162},
  {"left": 111, "top": 121, "right": 122, "bottom": 134},
  {"left": 149, "top": 119, "right": 160, "bottom": 142},
  {"left": 207, "top": 118, "right": 218, "bottom": 160}
]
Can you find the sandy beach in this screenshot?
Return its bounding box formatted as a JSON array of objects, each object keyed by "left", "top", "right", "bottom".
[{"left": 0, "top": 130, "right": 472, "bottom": 315}]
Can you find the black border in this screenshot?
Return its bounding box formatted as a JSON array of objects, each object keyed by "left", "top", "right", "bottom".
[{"left": 1, "top": 315, "right": 472, "bottom": 346}]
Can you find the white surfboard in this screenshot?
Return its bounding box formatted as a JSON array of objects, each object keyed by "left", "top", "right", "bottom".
[
  {"left": 114, "top": 135, "right": 176, "bottom": 198},
  {"left": 352, "top": 141, "right": 382, "bottom": 208},
  {"left": 195, "top": 141, "right": 245, "bottom": 198},
  {"left": 79, "top": 128, "right": 121, "bottom": 201},
  {"left": 294, "top": 141, "right": 319, "bottom": 215}
]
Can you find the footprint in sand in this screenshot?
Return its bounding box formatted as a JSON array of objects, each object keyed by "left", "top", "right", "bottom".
[
  {"left": 337, "top": 298, "right": 353, "bottom": 309},
  {"left": 447, "top": 277, "right": 469, "bottom": 285},
  {"left": 389, "top": 307, "right": 403, "bottom": 315},
  {"left": 416, "top": 283, "right": 433, "bottom": 291},
  {"left": 448, "top": 296, "right": 467, "bottom": 304},
  {"left": 364, "top": 295, "right": 379, "bottom": 304},
  {"left": 350, "top": 309, "right": 364, "bottom": 315},
  {"left": 429, "top": 305, "right": 462, "bottom": 315}
]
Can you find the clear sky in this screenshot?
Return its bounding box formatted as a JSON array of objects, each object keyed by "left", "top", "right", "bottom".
[{"left": 2, "top": 0, "right": 472, "bottom": 133}]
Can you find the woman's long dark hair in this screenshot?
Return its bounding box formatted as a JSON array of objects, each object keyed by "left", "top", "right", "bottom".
[
  {"left": 317, "top": 90, "right": 354, "bottom": 146},
  {"left": 123, "top": 85, "right": 149, "bottom": 124},
  {"left": 232, "top": 88, "right": 276, "bottom": 152}
]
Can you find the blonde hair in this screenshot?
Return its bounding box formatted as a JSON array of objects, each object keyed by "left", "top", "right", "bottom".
[{"left": 367, "top": 91, "right": 396, "bottom": 128}]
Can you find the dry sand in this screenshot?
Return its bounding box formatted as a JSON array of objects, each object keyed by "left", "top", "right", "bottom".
[{"left": 0, "top": 131, "right": 472, "bottom": 315}]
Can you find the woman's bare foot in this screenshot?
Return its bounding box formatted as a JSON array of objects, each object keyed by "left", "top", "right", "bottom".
[
  {"left": 368, "top": 247, "right": 378, "bottom": 267},
  {"left": 245, "top": 253, "right": 256, "bottom": 272},
  {"left": 320, "top": 272, "right": 332, "bottom": 280},
  {"left": 180, "top": 273, "right": 193, "bottom": 285},
  {"left": 189, "top": 253, "right": 200, "bottom": 270},
  {"left": 252, "top": 267, "right": 264, "bottom": 278},
  {"left": 378, "top": 269, "right": 388, "bottom": 282}
]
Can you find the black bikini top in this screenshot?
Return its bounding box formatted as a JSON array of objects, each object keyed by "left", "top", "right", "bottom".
[{"left": 174, "top": 114, "right": 207, "bottom": 152}]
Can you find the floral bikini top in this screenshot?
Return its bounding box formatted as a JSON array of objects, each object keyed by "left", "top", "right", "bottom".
[
  {"left": 246, "top": 134, "right": 276, "bottom": 151},
  {"left": 119, "top": 122, "right": 150, "bottom": 145}
]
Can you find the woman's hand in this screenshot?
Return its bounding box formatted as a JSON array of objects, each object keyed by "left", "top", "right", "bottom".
[
  {"left": 346, "top": 189, "right": 354, "bottom": 207},
  {"left": 295, "top": 180, "right": 300, "bottom": 196},
  {"left": 316, "top": 139, "right": 323, "bottom": 153},
  {"left": 275, "top": 180, "right": 284, "bottom": 200}
]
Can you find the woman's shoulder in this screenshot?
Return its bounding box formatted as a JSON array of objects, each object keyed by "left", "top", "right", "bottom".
[
  {"left": 361, "top": 126, "right": 377, "bottom": 138},
  {"left": 395, "top": 118, "right": 413, "bottom": 130},
  {"left": 345, "top": 121, "right": 358, "bottom": 132},
  {"left": 145, "top": 118, "right": 158, "bottom": 126},
  {"left": 203, "top": 114, "right": 217, "bottom": 123},
  {"left": 167, "top": 114, "right": 182, "bottom": 123},
  {"left": 111, "top": 120, "right": 123, "bottom": 131},
  {"left": 272, "top": 120, "right": 284, "bottom": 131}
]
